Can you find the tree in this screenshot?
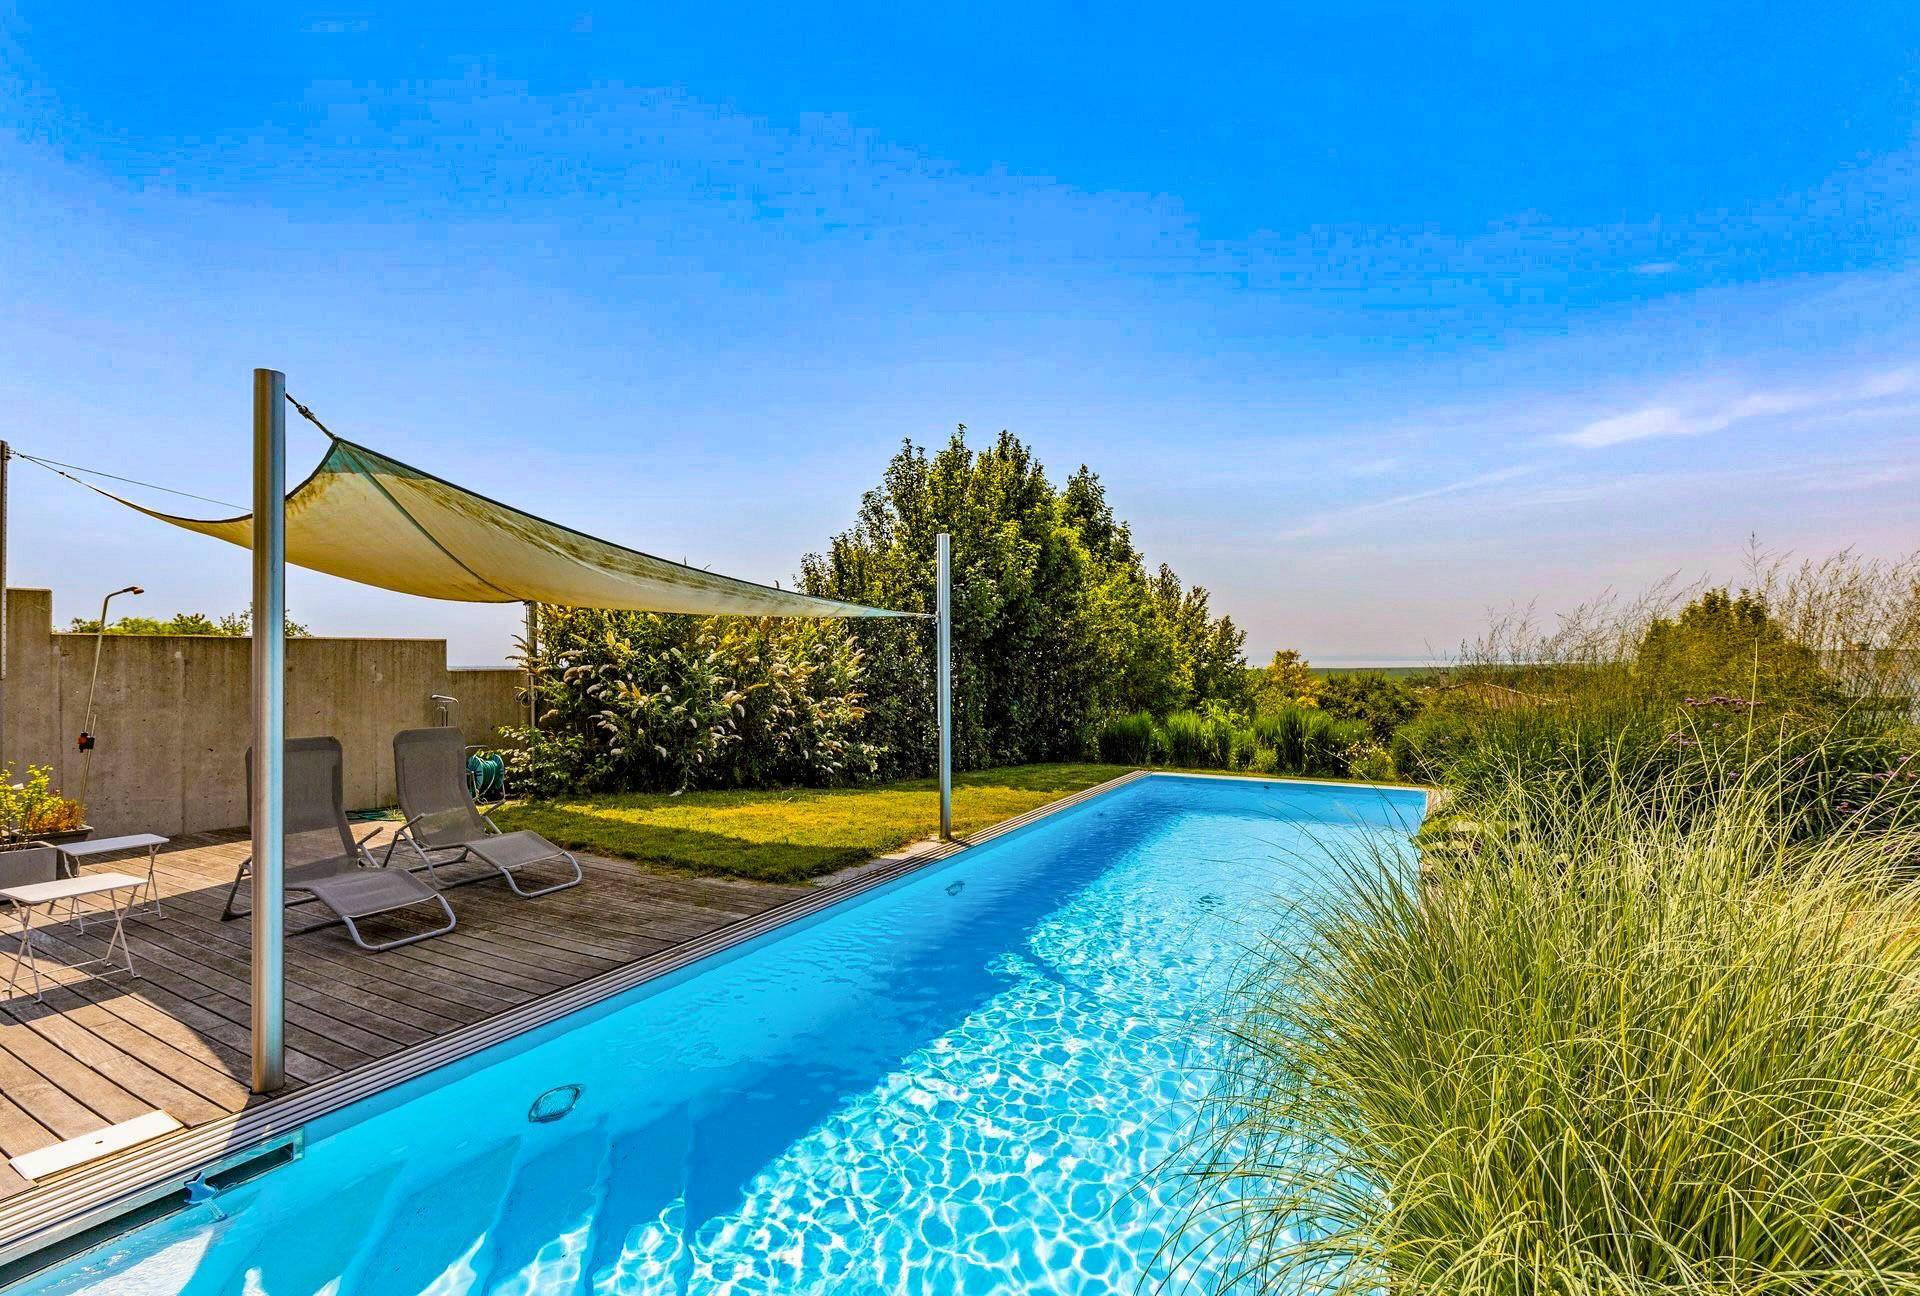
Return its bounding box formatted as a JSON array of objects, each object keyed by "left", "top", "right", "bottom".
[
  {"left": 1251, "top": 649, "right": 1322, "bottom": 715},
  {"left": 1317, "top": 671, "right": 1422, "bottom": 742},
  {"left": 65, "top": 609, "right": 311, "bottom": 636},
  {"left": 1635, "top": 588, "right": 1837, "bottom": 709},
  {"left": 803, "top": 427, "right": 1247, "bottom": 773}
]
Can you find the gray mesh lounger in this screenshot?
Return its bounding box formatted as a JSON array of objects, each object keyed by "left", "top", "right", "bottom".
[
  {"left": 222, "top": 737, "right": 457, "bottom": 951},
  {"left": 387, "top": 727, "right": 583, "bottom": 898}
]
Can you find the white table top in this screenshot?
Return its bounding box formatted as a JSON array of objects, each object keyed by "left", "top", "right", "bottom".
[
  {"left": 57, "top": 834, "right": 168, "bottom": 857},
  {"left": 0, "top": 872, "right": 146, "bottom": 905}
]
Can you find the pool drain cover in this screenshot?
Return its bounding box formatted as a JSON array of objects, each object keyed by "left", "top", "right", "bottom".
[{"left": 528, "top": 1084, "right": 583, "bottom": 1124}]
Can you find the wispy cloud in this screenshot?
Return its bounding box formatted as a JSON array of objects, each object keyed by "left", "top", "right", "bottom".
[
  {"left": 1633, "top": 261, "right": 1679, "bottom": 275},
  {"left": 1560, "top": 367, "right": 1916, "bottom": 449},
  {"left": 1278, "top": 464, "right": 1541, "bottom": 539}
]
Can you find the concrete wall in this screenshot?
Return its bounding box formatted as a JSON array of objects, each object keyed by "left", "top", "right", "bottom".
[{"left": 0, "top": 588, "right": 525, "bottom": 836}]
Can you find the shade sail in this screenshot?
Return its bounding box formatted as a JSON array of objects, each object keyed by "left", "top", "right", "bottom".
[{"left": 93, "top": 435, "right": 912, "bottom": 618}]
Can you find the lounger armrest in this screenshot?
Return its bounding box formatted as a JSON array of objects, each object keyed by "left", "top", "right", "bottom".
[{"left": 382, "top": 814, "right": 428, "bottom": 867}]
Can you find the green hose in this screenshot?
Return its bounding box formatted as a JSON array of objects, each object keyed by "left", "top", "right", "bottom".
[{"left": 467, "top": 750, "right": 506, "bottom": 801}]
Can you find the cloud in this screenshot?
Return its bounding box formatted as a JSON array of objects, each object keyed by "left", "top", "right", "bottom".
[
  {"left": 1560, "top": 367, "right": 1916, "bottom": 449},
  {"left": 1633, "top": 261, "right": 1679, "bottom": 275},
  {"left": 1278, "top": 464, "right": 1542, "bottom": 539}
]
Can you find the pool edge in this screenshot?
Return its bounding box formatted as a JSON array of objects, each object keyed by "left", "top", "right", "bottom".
[{"left": 0, "top": 769, "right": 1154, "bottom": 1275}]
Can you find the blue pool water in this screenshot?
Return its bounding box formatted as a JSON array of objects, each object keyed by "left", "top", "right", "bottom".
[{"left": 16, "top": 775, "right": 1422, "bottom": 1296}]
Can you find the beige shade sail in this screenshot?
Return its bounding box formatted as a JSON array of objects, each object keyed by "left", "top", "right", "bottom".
[{"left": 89, "top": 434, "right": 914, "bottom": 619}]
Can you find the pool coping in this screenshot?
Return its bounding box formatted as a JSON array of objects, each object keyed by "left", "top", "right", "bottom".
[{"left": 0, "top": 768, "right": 1154, "bottom": 1274}]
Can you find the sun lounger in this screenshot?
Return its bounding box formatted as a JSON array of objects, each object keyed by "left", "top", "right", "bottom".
[
  {"left": 387, "top": 727, "right": 583, "bottom": 897},
  {"left": 222, "top": 737, "right": 456, "bottom": 951}
]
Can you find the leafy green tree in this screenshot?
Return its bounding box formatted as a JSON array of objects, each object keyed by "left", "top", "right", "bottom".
[
  {"left": 1317, "top": 670, "right": 1423, "bottom": 742},
  {"left": 1250, "top": 649, "right": 1322, "bottom": 716},
  {"left": 1635, "top": 588, "right": 1837, "bottom": 709},
  {"left": 802, "top": 427, "right": 1246, "bottom": 773},
  {"left": 66, "top": 610, "right": 310, "bottom": 636}
]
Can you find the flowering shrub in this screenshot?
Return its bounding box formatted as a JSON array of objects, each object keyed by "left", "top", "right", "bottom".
[{"left": 0, "top": 765, "right": 86, "bottom": 838}]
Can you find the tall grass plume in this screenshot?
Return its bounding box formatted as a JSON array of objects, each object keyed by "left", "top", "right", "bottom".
[{"left": 1184, "top": 758, "right": 1920, "bottom": 1294}]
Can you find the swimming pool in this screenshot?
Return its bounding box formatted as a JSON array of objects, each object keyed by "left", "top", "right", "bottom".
[{"left": 14, "top": 774, "right": 1423, "bottom": 1295}]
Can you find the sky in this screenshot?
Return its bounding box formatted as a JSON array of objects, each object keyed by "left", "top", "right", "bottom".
[{"left": 2, "top": 3, "right": 1916, "bottom": 667}]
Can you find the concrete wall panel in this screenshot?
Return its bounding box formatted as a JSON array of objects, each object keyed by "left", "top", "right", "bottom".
[{"left": 0, "top": 589, "right": 531, "bottom": 836}]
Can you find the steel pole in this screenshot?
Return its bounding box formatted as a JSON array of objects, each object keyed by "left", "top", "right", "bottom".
[
  {"left": 250, "top": 368, "right": 287, "bottom": 1093},
  {"left": 0, "top": 441, "right": 9, "bottom": 773},
  {"left": 936, "top": 532, "right": 952, "bottom": 840},
  {"left": 524, "top": 601, "right": 539, "bottom": 732}
]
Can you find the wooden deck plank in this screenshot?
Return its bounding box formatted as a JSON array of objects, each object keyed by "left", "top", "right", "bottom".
[
  {"left": 0, "top": 1093, "right": 57, "bottom": 1161},
  {"left": 18, "top": 919, "right": 388, "bottom": 1069},
  {"left": 0, "top": 1044, "right": 112, "bottom": 1145},
  {"left": 0, "top": 827, "right": 801, "bottom": 1203},
  {"left": 17, "top": 989, "right": 248, "bottom": 1113},
  {"left": 141, "top": 863, "right": 523, "bottom": 1019},
  {"left": 0, "top": 1024, "right": 166, "bottom": 1129}
]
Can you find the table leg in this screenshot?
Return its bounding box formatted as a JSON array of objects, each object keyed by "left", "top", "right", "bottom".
[
  {"left": 146, "top": 843, "right": 164, "bottom": 917},
  {"left": 7, "top": 905, "right": 40, "bottom": 1001},
  {"left": 103, "top": 890, "right": 137, "bottom": 980}
]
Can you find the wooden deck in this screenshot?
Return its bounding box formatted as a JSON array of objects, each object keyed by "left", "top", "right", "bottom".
[{"left": 0, "top": 826, "right": 808, "bottom": 1202}]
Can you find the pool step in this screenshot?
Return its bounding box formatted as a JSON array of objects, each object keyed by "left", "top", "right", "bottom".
[
  {"left": 474, "top": 1126, "right": 609, "bottom": 1295},
  {"left": 346, "top": 1137, "right": 522, "bottom": 1296}
]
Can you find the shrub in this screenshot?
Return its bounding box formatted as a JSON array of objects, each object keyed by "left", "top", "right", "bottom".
[
  {"left": 1096, "top": 705, "right": 1376, "bottom": 777},
  {"left": 1253, "top": 707, "right": 1309, "bottom": 772},
  {"left": 1317, "top": 670, "right": 1423, "bottom": 742},
  {"left": 1097, "top": 710, "right": 1162, "bottom": 765},
  {"left": 1228, "top": 725, "right": 1260, "bottom": 771},
  {"left": 1345, "top": 742, "right": 1396, "bottom": 783},
  {"left": 1393, "top": 695, "right": 1920, "bottom": 836},
  {"left": 0, "top": 765, "right": 85, "bottom": 838},
  {"left": 1188, "top": 763, "right": 1920, "bottom": 1294},
  {"left": 1254, "top": 706, "right": 1367, "bottom": 777},
  {"left": 506, "top": 607, "right": 881, "bottom": 795},
  {"left": 1161, "top": 711, "right": 1219, "bottom": 767}
]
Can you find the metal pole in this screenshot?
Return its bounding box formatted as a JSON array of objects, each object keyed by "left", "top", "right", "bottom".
[
  {"left": 77, "top": 585, "right": 142, "bottom": 806},
  {"left": 0, "top": 441, "right": 9, "bottom": 774},
  {"left": 936, "top": 532, "right": 952, "bottom": 840},
  {"left": 524, "top": 601, "right": 539, "bottom": 732},
  {"left": 250, "top": 368, "right": 287, "bottom": 1094}
]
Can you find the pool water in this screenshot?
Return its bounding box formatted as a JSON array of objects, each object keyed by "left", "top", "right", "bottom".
[{"left": 16, "top": 775, "right": 1423, "bottom": 1296}]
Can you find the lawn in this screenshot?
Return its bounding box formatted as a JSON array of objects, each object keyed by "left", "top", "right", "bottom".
[{"left": 492, "top": 763, "right": 1135, "bottom": 884}]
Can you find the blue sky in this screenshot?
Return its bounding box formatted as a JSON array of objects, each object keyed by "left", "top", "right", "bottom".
[{"left": 3, "top": 3, "right": 1916, "bottom": 665}]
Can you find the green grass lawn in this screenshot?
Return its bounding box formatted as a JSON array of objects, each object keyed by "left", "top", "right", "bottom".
[{"left": 492, "top": 763, "right": 1135, "bottom": 885}]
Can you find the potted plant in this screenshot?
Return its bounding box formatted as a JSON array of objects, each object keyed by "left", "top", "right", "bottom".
[{"left": 0, "top": 765, "right": 92, "bottom": 848}]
